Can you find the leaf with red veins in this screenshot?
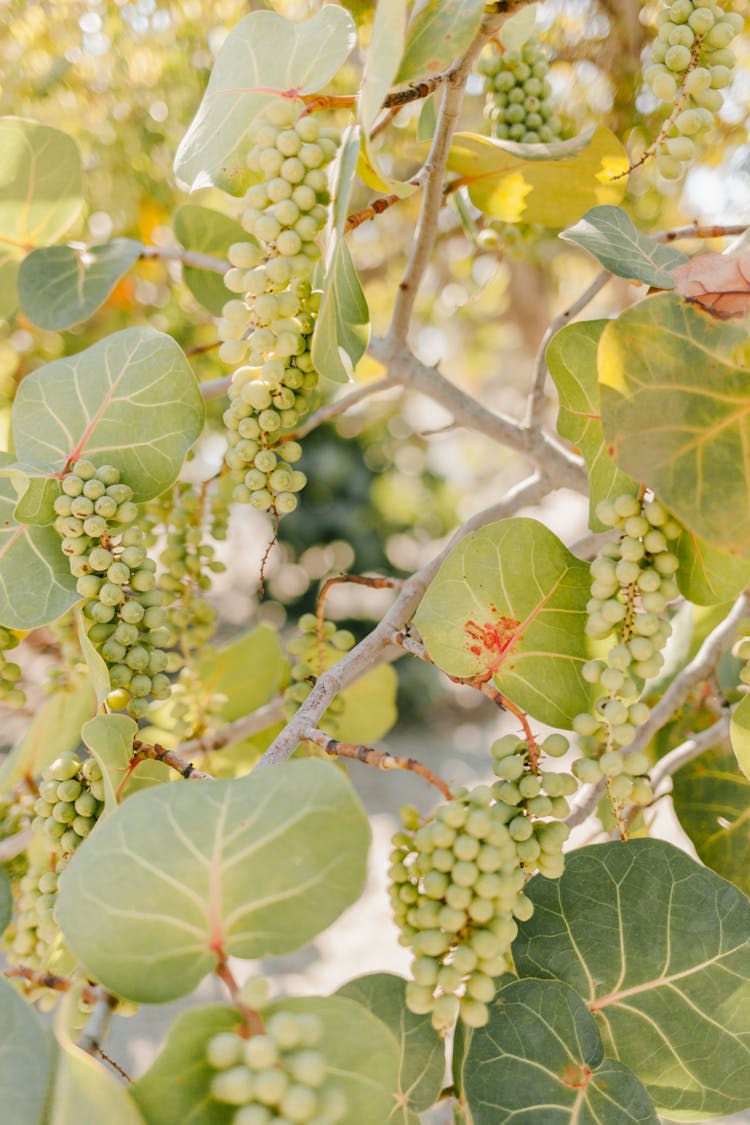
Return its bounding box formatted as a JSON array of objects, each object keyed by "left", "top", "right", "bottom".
[{"left": 414, "top": 517, "right": 591, "bottom": 728}]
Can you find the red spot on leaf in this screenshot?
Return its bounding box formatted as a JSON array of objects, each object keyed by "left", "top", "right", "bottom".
[
  {"left": 464, "top": 611, "right": 521, "bottom": 674},
  {"left": 561, "top": 1064, "right": 592, "bottom": 1089}
]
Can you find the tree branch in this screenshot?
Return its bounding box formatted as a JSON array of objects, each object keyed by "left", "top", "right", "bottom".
[
  {"left": 369, "top": 336, "right": 586, "bottom": 491},
  {"left": 139, "top": 243, "right": 228, "bottom": 273},
  {"left": 648, "top": 716, "right": 731, "bottom": 793},
  {"left": 177, "top": 698, "right": 285, "bottom": 758},
  {"left": 304, "top": 728, "right": 454, "bottom": 799},
  {"left": 388, "top": 16, "right": 500, "bottom": 341},
  {"left": 280, "top": 375, "right": 401, "bottom": 442},
  {"left": 131, "top": 739, "right": 213, "bottom": 781},
  {"left": 256, "top": 474, "right": 548, "bottom": 770}
]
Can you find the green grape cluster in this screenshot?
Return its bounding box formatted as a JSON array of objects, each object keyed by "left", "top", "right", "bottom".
[
  {"left": 645, "top": 0, "right": 743, "bottom": 179},
  {"left": 0, "top": 787, "right": 33, "bottom": 881},
  {"left": 282, "top": 613, "right": 355, "bottom": 733},
  {"left": 391, "top": 739, "right": 574, "bottom": 1032},
  {"left": 205, "top": 1002, "right": 347, "bottom": 1122},
  {"left": 478, "top": 35, "right": 563, "bottom": 144},
  {"left": 0, "top": 625, "right": 25, "bottom": 707},
  {"left": 218, "top": 98, "right": 340, "bottom": 516},
  {"left": 149, "top": 480, "right": 227, "bottom": 656},
  {"left": 7, "top": 859, "right": 61, "bottom": 969},
  {"left": 31, "top": 755, "right": 104, "bottom": 857},
  {"left": 572, "top": 494, "right": 681, "bottom": 805},
  {"left": 54, "top": 460, "right": 174, "bottom": 719}
]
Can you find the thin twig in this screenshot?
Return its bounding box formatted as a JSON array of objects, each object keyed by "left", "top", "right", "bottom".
[
  {"left": 388, "top": 16, "right": 500, "bottom": 341},
  {"left": 0, "top": 827, "right": 33, "bottom": 862},
  {"left": 565, "top": 778, "right": 606, "bottom": 829},
  {"left": 131, "top": 739, "right": 213, "bottom": 781},
  {"left": 178, "top": 698, "right": 285, "bottom": 758},
  {"left": 96, "top": 1047, "right": 132, "bottom": 1083},
  {"left": 304, "top": 728, "right": 454, "bottom": 799},
  {"left": 256, "top": 474, "right": 547, "bottom": 770},
  {"left": 4, "top": 966, "right": 99, "bottom": 1005},
  {"left": 139, "top": 243, "right": 228, "bottom": 273},
  {"left": 369, "top": 336, "right": 586, "bottom": 492},
  {"left": 279, "top": 375, "right": 401, "bottom": 442},
  {"left": 200, "top": 375, "right": 232, "bottom": 401},
  {"left": 526, "top": 269, "right": 611, "bottom": 430},
  {"left": 654, "top": 222, "right": 750, "bottom": 243}
]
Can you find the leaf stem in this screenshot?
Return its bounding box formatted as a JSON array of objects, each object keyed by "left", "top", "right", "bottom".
[{"left": 304, "top": 728, "right": 454, "bottom": 799}]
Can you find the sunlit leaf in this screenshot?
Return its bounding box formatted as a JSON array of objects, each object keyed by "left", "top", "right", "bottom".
[
  {"left": 546, "top": 319, "right": 638, "bottom": 531},
  {"left": 447, "top": 128, "right": 628, "bottom": 227},
  {"left": 730, "top": 693, "right": 750, "bottom": 781},
  {"left": 599, "top": 293, "right": 750, "bottom": 558},
  {"left": 326, "top": 661, "right": 398, "bottom": 744},
  {"left": 173, "top": 205, "right": 247, "bottom": 315},
  {"left": 12, "top": 327, "right": 205, "bottom": 502},
  {"left": 513, "top": 839, "right": 750, "bottom": 1118},
  {"left": 175, "top": 8, "right": 356, "bottom": 190},
  {"left": 18, "top": 240, "right": 142, "bottom": 330},
  {"left": 498, "top": 4, "right": 539, "bottom": 50},
  {"left": 560, "top": 205, "right": 687, "bottom": 287},
  {"left": 674, "top": 526, "right": 750, "bottom": 606},
  {"left": 414, "top": 518, "right": 591, "bottom": 727},
  {"left": 356, "top": 0, "right": 414, "bottom": 197},
  {"left": 312, "top": 128, "right": 370, "bottom": 383},
  {"left": 56, "top": 760, "right": 370, "bottom": 1002},
  {"left": 672, "top": 744, "right": 750, "bottom": 894},
  {"left": 463, "top": 978, "right": 657, "bottom": 1123},
  {"left": 395, "top": 0, "right": 485, "bottom": 84},
  {"left": 0, "top": 117, "right": 84, "bottom": 321}
]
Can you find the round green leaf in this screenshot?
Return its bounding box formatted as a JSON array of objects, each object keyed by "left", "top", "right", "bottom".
[
  {"left": 12, "top": 326, "right": 205, "bottom": 501},
  {"left": 18, "top": 239, "right": 142, "bottom": 330},
  {"left": 0, "top": 117, "right": 83, "bottom": 250},
  {"left": 0, "top": 463, "right": 77, "bottom": 629},
  {"left": 0, "top": 975, "right": 54, "bottom": 1125},
  {"left": 674, "top": 526, "right": 750, "bottom": 606},
  {"left": 413, "top": 517, "right": 591, "bottom": 727},
  {"left": 599, "top": 293, "right": 750, "bottom": 559},
  {"left": 546, "top": 320, "right": 638, "bottom": 530},
  {"left": 446, "top": 128, "right": 629, "bottom": 227},
  {"left": 512, "top": 839, "right": 750, "bottom": 1119},
  {"left": 560, "top": 205, "right": 688, "bottom": 288},
  {"left": 174, "top": 8, "right": 356, "bottom": 190},
  {"left": 55, "top": 760, "right": 370, "bottom": 1002},
  {"left": 173, "top": 205, "right": 247, "bottom": 315},
  {"left": 337, "top": 972, "right": 444, "bottom": 1119},
  {"left": 395, "top": 0, "right": 485, "bottom": 84},
  {"left": 81, "top": 713, "right": 144, "bottom": 813},
  {"left": 132, "top": 1005, "right": 241, "bottom": 1125},
  {"left": 672, "top": 744, "right": 750, "bottom": 894},
  {"left": 463, "top": 978, "right": 657, "bottom": 1124}
]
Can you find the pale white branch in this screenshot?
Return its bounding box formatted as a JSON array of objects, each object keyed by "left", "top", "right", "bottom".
[{"left": 256, "top": 474, "right": 547, "bottom": 770}]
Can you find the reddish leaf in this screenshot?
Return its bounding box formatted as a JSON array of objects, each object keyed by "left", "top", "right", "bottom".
[{"left": 669, "top": 250, "right": 750, "bottom": 318}]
